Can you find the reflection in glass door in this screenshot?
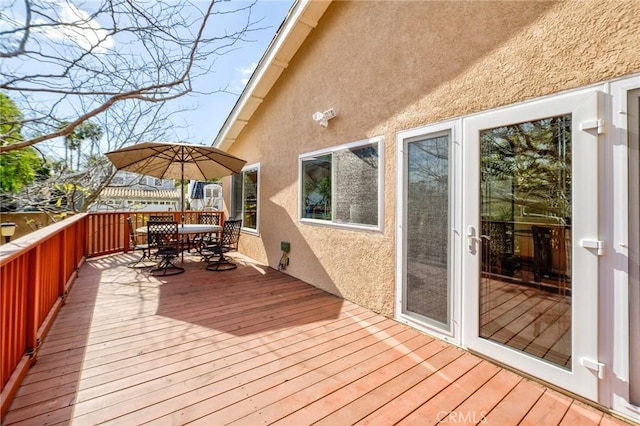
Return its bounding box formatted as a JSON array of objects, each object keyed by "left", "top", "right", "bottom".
[
  {"left": 480, "top": 115, "right": 573, "bottom": 368},
  {"left": 404, "top": 131, "right": 451, "bottom": 331}
]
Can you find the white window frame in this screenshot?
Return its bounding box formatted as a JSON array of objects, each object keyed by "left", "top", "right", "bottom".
[
  {"left": 298, "top": 136, "right": 384, "bottom": 232},
  {"left": 231, "top": 163, "right": 260, "bottom": 235}
]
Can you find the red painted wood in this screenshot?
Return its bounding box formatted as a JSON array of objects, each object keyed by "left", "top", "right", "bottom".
[
  {"left": 25, "top": 245, "right": 40, "bottom": 355},
  {"left": 0, "top": 214, "right": 87, "bottom": 417}
]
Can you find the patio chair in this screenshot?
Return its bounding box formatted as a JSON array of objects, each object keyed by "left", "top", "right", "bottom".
[
  {"left": 147, "top": 220, "right": 185, "bottom": 276},
  {"left": 531, "top": 225, "right": 553, "bottom": 283},
  {"left": 126, "top": 217, "right": 152, "bottom": 268},
  {"left": 149, "top": 214, "right": 194, "bottom": 251},
  {"left": 198, "top": 213, "right": 221, "bottom": 226},
  {"left": 192, "top": 213, "right": 221, "bottom": 252},
  {"left": 203, "top": 219, "right": 242, "bottom": 271}
]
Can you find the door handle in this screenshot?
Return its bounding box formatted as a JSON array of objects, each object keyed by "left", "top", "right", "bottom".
[
  {"left": 467, "top": 226, "right": 480, "bottom": 252},
  {"left": 467, "top": 226, "right": 490, "bottom": 253},
  {"left": 467, "top": 226, "right": 488, "bottom": 241}
]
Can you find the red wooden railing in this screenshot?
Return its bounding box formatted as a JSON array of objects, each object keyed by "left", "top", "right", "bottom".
[
  {"left": 0, "top": 210, "right": 223, "bottom": 416},
  {"left": 85, "top": 211, "right": 224, "bottom": 256},
  {"left": 0, "top": 213, "right": 87, "bottom": 417}
]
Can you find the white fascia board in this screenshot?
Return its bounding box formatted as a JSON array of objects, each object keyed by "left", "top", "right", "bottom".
[{"left": 212, "top": 0, "right": 332, "bottom": 151}]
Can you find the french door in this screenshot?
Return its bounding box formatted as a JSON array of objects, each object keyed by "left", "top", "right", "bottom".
[
  {"left": 396, "top": 121, "right": 461, "bottom": 343},
  {"left": 462, "top": 89, "right": 602, "bottom": 401}
]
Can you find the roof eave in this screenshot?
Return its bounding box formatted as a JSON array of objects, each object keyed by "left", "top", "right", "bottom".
[{"left": 212, "top": 0, "right": 332, "bottom": 151}]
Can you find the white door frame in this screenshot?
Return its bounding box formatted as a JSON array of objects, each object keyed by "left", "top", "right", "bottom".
[
  {"left": 607, "top": 76, "right": 640, "bottom": 421},
  {"left": 461, "top": 87, "right": 603, "bottom": 402}
]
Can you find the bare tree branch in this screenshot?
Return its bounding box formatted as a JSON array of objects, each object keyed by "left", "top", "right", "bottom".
[
  {"left": 0, "top": 0, "right": 262, "bottom": 153},
  {"left": 4, "top": 99, "right": 184, "bottom": 212}
]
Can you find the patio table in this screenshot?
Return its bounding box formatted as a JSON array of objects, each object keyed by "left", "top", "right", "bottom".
[{"left": 136, "top": 223, "right": 222, "bottom": 262}]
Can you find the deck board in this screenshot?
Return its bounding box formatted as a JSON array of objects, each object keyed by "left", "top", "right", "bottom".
[{"left": 3, "top": 253, "right": 630, "bottom": 425}]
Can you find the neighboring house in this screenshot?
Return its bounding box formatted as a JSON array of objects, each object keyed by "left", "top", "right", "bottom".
[
  {"left": 212, "top": 0, "right": 640, "bottom": 422},
  {"left": 90, "top": 170, "right": 180, "bottom": 212},
  {"left": 187, "top": 181, "right": 223, "bottom": 211},
  {"left": 90, "top": 187, "right": 180, "bottom": 212}
]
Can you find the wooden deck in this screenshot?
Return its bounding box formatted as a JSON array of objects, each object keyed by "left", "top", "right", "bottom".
[{"left": 3, "top": 253, "right": 629, "bottom": 425}]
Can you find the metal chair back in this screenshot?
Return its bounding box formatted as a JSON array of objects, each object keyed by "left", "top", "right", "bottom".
[
  {"left": 220, "top": 220, "right": 242, "bottom": 251},
  {"left": 149, "top": 215, "right": 174, "bottom": 222},
  {"left": 198, "top": 213, "right": 221, "bottom": 225},
  {"left": 147, "top": 221, "right": 179, "bottom": 251}
]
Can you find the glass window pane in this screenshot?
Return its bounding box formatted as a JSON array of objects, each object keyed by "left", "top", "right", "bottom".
[
  {"left": 243, "top": 169, "right": 258, "bottom": 230},
  {"left": 231, "top": 174, "right": 242, "bottom": 220},
  {"left": 334, "top": 144, "right": 378, "bottom": 226},
  {"left": 302, "top": 155, "right": 332, "bottom": 220},
  {"left": 406, "top": 133, "right": 450, "bottom": 327}
]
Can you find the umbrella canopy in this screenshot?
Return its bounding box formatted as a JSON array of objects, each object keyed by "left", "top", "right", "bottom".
[
  {"left": 105, "top": 141, "right": 246, "bottom": 221},
  {"left": 105, "top": 141, "right": 246, "bottom": 181}
]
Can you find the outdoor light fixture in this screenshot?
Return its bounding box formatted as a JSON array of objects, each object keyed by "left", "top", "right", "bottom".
[
  {"left": 1, "top": 222, "right": 17, "bottom": 243},
  {"left": 312, "top": 108, "right": 336, "bottom": 128}
]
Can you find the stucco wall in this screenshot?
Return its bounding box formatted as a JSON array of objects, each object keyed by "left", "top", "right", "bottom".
[{"left": 223, "top": 0, "right": 640, "bottom": 317}]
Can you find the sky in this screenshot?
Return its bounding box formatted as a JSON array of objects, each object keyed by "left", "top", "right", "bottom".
[
  {"left": 165, "top": 0, "right": 296, "bottom": 146},
  {"left": 2, "top": 0, "right": 295, "bottom": 157}
]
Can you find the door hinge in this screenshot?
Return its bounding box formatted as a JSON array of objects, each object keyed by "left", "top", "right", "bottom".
[
  {"left": 581, "top": 358, "right": 605, "bottom": 379},
  {"left": 580, "top": 239, "right": 605, "bottom": 255},
  {"left": 580, "top": 119, "right": 605, "bottom": 134}
]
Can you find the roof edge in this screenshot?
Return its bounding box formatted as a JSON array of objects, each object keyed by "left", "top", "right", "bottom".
[{"left": 212, "top": 0, "right": 332, "bottom": 151}]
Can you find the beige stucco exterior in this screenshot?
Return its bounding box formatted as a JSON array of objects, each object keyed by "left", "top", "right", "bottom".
[{"left": 219, "top": 0, "right": 640, "bottom": 318}]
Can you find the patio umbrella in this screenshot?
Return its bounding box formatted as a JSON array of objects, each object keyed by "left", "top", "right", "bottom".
[{"left": 105, "top": 141, "right": 246, "bottom": 223}]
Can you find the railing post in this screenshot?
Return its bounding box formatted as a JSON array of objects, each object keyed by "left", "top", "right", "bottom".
[
  {"left": 123, "top": 214, "right": 131, "bottom": 253},
  {"left": 82, "top": 215, "right": 88, "bottom": 257},
  {"left": 61, "top": 228, "right": 68, "bottom": 295},
  {"left": 26, "top": 245, "right": 41, "bottom": 358}
]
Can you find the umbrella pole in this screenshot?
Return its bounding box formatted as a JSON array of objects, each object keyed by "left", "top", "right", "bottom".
[
  {"left": 181, "top": 161, "right": 185, "bottom": 226},
  {"left": 181, "top": 160, "right": 185, "bottom": 263}
]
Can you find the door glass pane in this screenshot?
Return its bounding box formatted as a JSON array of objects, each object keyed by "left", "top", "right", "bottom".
[
  {"left": 406, "top": 132, "right": 450, "bottom": 329},
  {"left": 480, "top": 114, "right": 572, "bottom": 369}
]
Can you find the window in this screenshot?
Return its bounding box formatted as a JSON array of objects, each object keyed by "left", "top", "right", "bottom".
[
  {"left": 231, "top": 164, "right": 260, "bottom": 233},
  {"left": 300, "top": 136, "right": 383, "bottom": 229}
]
